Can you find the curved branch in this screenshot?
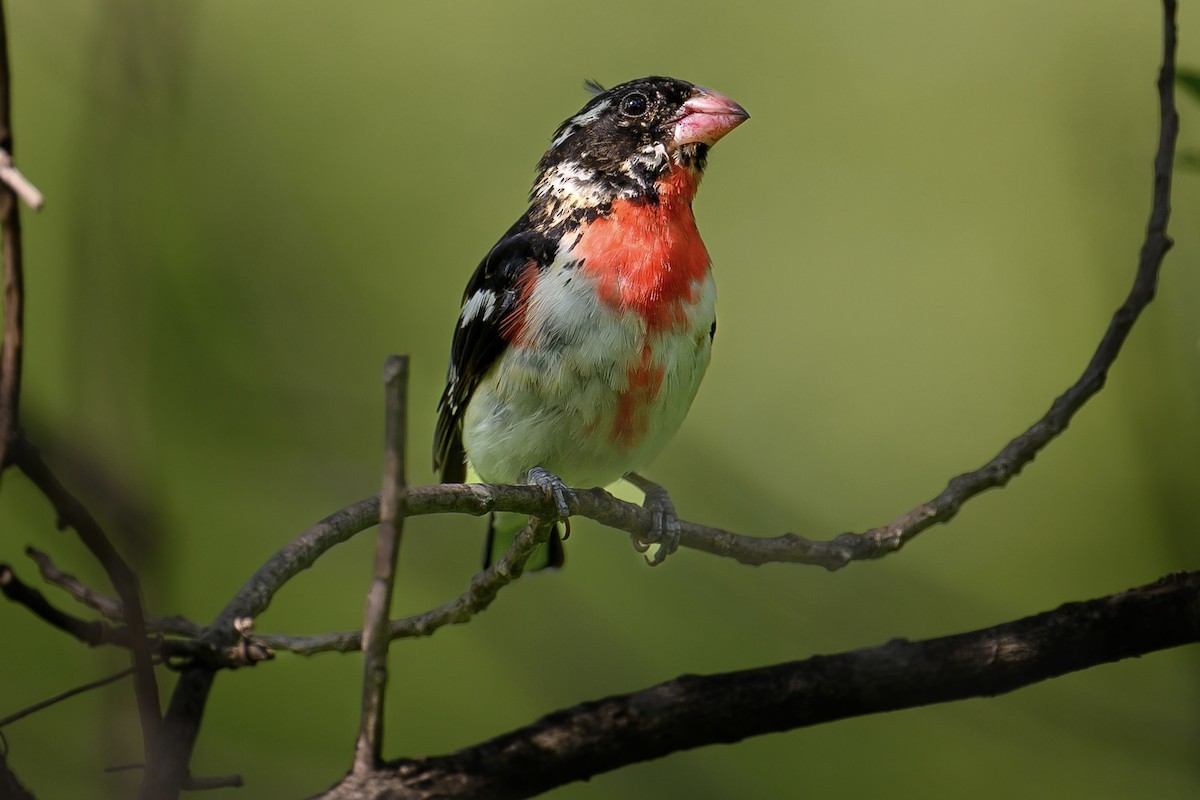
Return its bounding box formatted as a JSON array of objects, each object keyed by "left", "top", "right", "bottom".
[
  {"left": 258, "top": 516, "right": 554, "bottom": 655},
  {"left": 318, "top": 571, "right": 1200, "bottom": 800}
]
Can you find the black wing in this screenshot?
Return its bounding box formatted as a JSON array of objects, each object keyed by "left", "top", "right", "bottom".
[{"left": 434, "top": 221, "right": 557, "bottom": 482}]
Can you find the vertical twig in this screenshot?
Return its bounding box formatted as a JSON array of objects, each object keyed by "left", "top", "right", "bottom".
[
  {"left": 0, "top": 0, "right": 24, "bottom": 471},
  {"left": 354, "top": 354, "right": 409, "bottom": 774}
]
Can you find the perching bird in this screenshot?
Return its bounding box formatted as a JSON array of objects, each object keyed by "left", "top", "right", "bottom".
[{"left": 434, "top": 76, "right": 747, "bottom": 569}]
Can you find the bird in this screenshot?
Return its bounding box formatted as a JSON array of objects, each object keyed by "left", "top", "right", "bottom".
[{"left": 434, "top": 76, "right": 747, "bottom": 569}]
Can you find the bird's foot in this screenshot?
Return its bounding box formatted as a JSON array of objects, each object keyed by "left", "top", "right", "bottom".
[
  {"left": 625, "top": 472, "right": 682, "bottom": 566},
  {"left": 528, "top": 466, "right": 571, "bottom": 524}
]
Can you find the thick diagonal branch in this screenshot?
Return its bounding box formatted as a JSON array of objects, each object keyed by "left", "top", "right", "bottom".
[{"left": 317, "top": 571, "right": 1200, "bottom": 800}]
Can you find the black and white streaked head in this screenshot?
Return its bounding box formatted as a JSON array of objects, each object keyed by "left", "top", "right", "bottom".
[{"left": 531, "top": 76, "right": 748, "bottom": 216}]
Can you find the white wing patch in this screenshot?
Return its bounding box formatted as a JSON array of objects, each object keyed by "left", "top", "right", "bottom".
[{"left": 459, "top": 289, "right": 498, "bottom": 328}]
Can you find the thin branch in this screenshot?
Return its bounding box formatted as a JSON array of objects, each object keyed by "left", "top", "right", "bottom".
[
  {"left": 355, "top": 355, "right": 410, "bottom": 773},
  {"left": 145, "top": 496, "right": 384, "bottom": 800},
  {"left": 0, "top": 562, "right": 267, "bottom": 670},
  {"left": 0, "top": 562, "right": 113, "bottom": 646},
  {"left": 258, "top": 516, "right": 554, "bottom": 655},
  {"left": 10, "top": 438, "right": 164, "bottom": 763},
  {"left": 0, "top": 150, "right": 42, "bottom": 211},
  {"left": 145, "top": 487, "right": 556, "bottom": 798},
  {"left": 0, "top": 664, "right": 139, "bottom": 729},
  {"left": 318, "top": 570, "right": 1200, "bottom": 800},
  {"left": 0, "top": 0, "right": 24, "bottom": 472},
  {"left": 25, "top": 546, "right": 204, "bottom": 637}
]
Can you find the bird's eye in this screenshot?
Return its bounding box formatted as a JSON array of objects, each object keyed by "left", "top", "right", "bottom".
[{"left": 619, "top": 92, "right": 649, "bottom": 118}]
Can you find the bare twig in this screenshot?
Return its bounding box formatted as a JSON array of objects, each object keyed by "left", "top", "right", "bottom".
[
  {"left": 0, "top": 1, "right": 24, "bottom": 472},
  {"left": 1, "top": 562, "right": 113, "bottom": 646},
  {"left": 0, "top": 664, "right": 139, "bottom": 729},
  {"left": 11, "top": 439, "right": 165, "bottom": 766},
  {"left": 0, "top": 150, "right": 42, "bottom": 211},
  {"left": 355, "top": 355, "right": 410, "bottom": 773},
  {"left": 259, "top": 516, "right": 555, "bottom": 655},
  {"left": 145, "top": 488, "right": 386, "bottom": 799},
  {"left": 26, "top": 545, "right": 125, "bottom": 617},
  {"left": 145, "top": 493, "right": 558, "bottom": 797},
  {"left": 0, "top": 561, "right": 266, "bottom": 671},
  {"left": 318, "top": 570, "right": 1200, "bottom": 800},
  {"left": 26, "top": 546, "right": 204, "bottom": 637}
]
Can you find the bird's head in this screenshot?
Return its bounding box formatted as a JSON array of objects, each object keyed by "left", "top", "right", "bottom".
[{"left": 532, "top": 76, "right": 748, "bottom": 211}]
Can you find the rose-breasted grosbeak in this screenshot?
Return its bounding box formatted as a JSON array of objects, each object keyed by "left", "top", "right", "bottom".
[{"left": 434, "top": 76, "right": 747, "bottom": 568}]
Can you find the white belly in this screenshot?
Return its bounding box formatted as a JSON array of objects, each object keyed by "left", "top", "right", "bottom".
[{"left": 462, "top": 263, "right": 715, "bottom": 487}]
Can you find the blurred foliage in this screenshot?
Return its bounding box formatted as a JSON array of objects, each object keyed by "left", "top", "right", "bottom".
[
  {"left": 1, "top": 1, "right": 1199, "bottom": 798},
  {"left": 1180, "top": 69, "right": 1200, "bottom": 169},
  {"left": 1180, "top": 68, "right": 1200, "bottom": 98}
]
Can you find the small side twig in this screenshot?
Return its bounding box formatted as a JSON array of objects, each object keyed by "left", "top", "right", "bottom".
[
  {"left": 0, "top": 150, "right": 42, "bottom": 211},
  {"left": 25, "top": 546, "right": 204, "bottom": 638},
  {"left": 258, "top": 516, "right": 554, "bottom": 655},
  {"left": 0, "top": 562, "right": 113, "bottom": 646},
  {"left": 0, "top": 664, "right": 140, "bottom": 729},
  {"left": 0, "top": 561, "right": 265, "bottom": 670},
  {"left": 354, "top": 355, "right": 410, "bottom": 773},
  {"left": 11, "top": 439, "right": 164, "bottom": 761}
]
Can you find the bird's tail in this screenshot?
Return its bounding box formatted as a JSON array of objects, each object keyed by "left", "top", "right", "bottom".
[{"left": 483, "top": 511, "right": 565, "bottom": 571}]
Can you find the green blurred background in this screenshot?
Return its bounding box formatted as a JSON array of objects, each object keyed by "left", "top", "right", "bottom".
[{"left": 2, "top": 0, "right": 1199, "bottom": 797}]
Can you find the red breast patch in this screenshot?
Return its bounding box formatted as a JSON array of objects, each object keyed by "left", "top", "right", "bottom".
[{"left": 573, "top": 166, "right": 710, "bottom": 333}]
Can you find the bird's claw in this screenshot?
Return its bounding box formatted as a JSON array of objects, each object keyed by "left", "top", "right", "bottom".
[
  {"left": 528, "top": 466, "right": 571, "bottom": 521},
  {"left": 626, "top": 473, "right": 682, "bottom": 566}
]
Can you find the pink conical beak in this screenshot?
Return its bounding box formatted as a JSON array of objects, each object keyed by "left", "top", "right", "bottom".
[{"left": 671, "top": 87, "right": 749, "bottom": 147}]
